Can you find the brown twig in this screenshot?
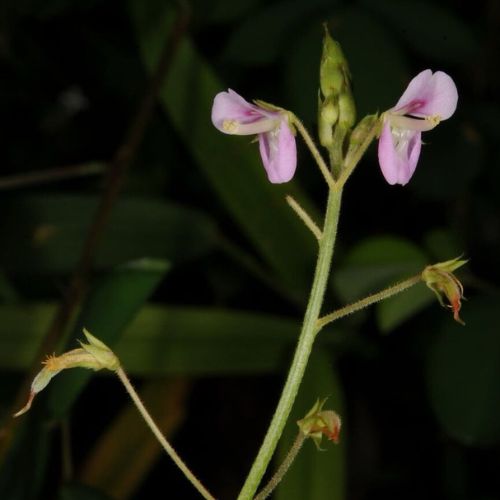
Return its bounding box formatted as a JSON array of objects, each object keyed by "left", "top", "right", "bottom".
[
  {"left": 0, "top": 6, "right": 190, "bottom": 463},
  {"left": 0, "top": 162, "right": 105, "bottom": 190}
]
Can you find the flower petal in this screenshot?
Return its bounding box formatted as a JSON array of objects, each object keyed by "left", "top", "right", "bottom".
[
  {"left": 378, "top": 121, "right": 400, "bottom": 185},
  {"left": 258, "top": 119, "right": 297, "bottom": 183},
  {"left": 378, "top": 120, "right": 421, "bottom": 186},
  {"left": 394, "top": 70, "right": 458, "bottom": 120},
  {"left": 403, "top": 129, "right": 422, "bottom": 184},
  {"left": 211, "top": 89, "right": 266, "bottom": 133}
]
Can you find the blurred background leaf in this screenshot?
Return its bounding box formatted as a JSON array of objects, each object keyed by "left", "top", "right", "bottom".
[
  {"left": 427, "top": 297, "right": 500, "bottom": 446},
  {"left": 0, "top": 195, "right": 215, "bottom": 275}
]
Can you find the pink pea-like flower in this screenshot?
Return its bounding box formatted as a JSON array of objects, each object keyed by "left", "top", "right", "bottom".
[
  {"left": 378, "top": 70, "right": 458, "bottom": 186},
  {"left": 211, "top": 89, "right": 297, "bottom": 184}
]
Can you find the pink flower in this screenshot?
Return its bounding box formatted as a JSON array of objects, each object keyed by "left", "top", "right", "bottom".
[
  {"left": 211, "top": 89, "right": 297, "bottom": 183},
  {"left": 378, "top": 70, "right": 458, "bottom": 186}
]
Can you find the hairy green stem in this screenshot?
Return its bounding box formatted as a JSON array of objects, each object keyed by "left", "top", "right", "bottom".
[
  {"left": 290, "top": 114, "right": 336, "bottom": 190},
  {"left": 116, "top": 368, "right": 215, "bottom": 500},
  {"left": 337, "top": 119, "right": 379, "bottom": 187},
  {"left": 254, "top": 432, "right": 306, "bottom": 500},
  {"left": 237, "top": 187, "right": 343, "bottom": 500},
  {"left": 286, "top": 195, "right": 322, "bottom": 241},
  {"left": 316, "top": 274, "right": 422, "bottom": 331}
]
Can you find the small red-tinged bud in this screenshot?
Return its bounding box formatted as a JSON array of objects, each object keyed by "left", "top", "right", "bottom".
[
  {"left": 14, "top": 329, "right": 119, "bottom": 417},
  {"left": 422, "top": 257, "right": 468, "bottom": 325},
  {"left": 297, "top": 398, "right": 342, "bottom": 449}
]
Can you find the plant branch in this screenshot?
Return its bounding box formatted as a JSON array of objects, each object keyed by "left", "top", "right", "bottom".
[
  {"left": 290, "top": 114, "right": 336, "bottom": 190},
  {"left": 336, "top": 119, "right": 379, "bottom": 188},
  {"left": 0, "top": 162, "right": 105, "bottom": 190},
  {"left": 116, "top": 368, "right": 215, "bottom": 500},
  {"left": 316, "top": 274, "right": 422, "bottom": 331},
  {"left": 254, "top": 432, "right": 306, "bottom": 500},
  {"left": 286, "top": 195, "right": 322, "bottom": 241}
]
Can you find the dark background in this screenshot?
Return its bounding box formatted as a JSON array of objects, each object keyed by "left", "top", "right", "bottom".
[{"left": 0, "top": 0, "right": 499, "bottom": 499}]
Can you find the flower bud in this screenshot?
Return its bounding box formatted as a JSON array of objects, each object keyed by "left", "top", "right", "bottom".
[
  {"left": 338, "top": 92, "right": 356, "bottom": 130},
  {"left": 297, "top": 398, "right": 342, "bottom": 450},
  {"left": 320, "top": 27, "right": 349, "bottom": 98},
  {"left": 14, "top": 330, "right": 119, "bottom": 417},
  {"left": 344, "top": 114, "right": 380, "bottom": 166},
  {"left": 318, "top": 95, "right": 339, "bottom": 147},
  {"left": 318, "top": 25, "right": 356, "bottom": 150},
  {"left": 422, "top": 257, "right": 468, "bottom": 324}
]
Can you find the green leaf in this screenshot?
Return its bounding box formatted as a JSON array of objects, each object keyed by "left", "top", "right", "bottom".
[
  {"left": 59, "top": 483, "right": 112, "bottom": 500},
  {"left": 427, "top": 297, "right": 500, "bottom": 446},
  {"left": 275, "top": 349, "right": 345, "bottom": 500},
  {"left": 362, "top": 0, "right": 480, "bottom": 63},
  {"left": 424, "top": 228, "right": 464, "bottom": 262},
  {"left": 333, "top": 236, "right": 426, "bottom": 302},
  {"left": 284, "top": 24, "right": 322, "bottom": 125},
  {"left": 332, "top": 6, "right": 409, "bottom": 118},
  {"left": 130, "top": 1, "right": 317, "bottom": 298},
  {"left": 333, "top": 237, "right": 428, "bottom": 331},
  {"left": 222, "top": 0, "right": 333, "bottom": 66},
  {"left": 377, "top": 283, "right": 433, "bottom": 333},
  {"left": 0, "top": 195, "right": 216, "bottom": 275},
  {"left": 409, "top": 122, "right": 483, "bottom": 200},
  {"left": 0, "top": 303, "right": 344, "bottom": 375},
  {"left": 190, "top": 0, "right": 261, "bottom": 25},
  {"left": 45, "top": 258, "right": 169, "bottom": 419},
  {"left": 0, "top": 410, "right": 50, "bottom": 500}
]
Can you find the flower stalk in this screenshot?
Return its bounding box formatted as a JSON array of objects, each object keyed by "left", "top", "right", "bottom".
[
  {"left": 253, "top": 432, "right": 306, "bottom": 500},
  {"left": 289, "top": 113, "right": 336, "bottom": 189},
  {"left": 237, "top": 186, "right": 343, "bottom": 499},
  {"left": 116, "top": 368, "right": 216, "bottom": 500},
  {"left": 286, "top": 195, "right": 322, "bottom": 241},
  {"left": 316, "top": 274, "right": 422, "bottom": 331}
]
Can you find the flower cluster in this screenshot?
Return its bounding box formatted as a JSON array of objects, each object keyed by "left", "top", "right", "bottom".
[{"left": 211, "top": 70, "right": 458, "bottom": 186}]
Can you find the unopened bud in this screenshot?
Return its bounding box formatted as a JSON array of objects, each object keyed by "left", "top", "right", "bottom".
[
  {"left": 422, "top": 257, "right": 468, "bottom": 325},
  {"left": 344, "top": 114, "right": 380, "bottom": 165},
  {"left": 14, "top": 330, "right": 119, "bottom": 417},
  {"left": 338, "top": 92, "right": 356, "bottom": 130},
  {"left": 318, "top": 95, "right": 339, "bottom": 147},
  {"left": 320, "top": 26, "right": 349, "bottom": 98},
  {"left": 318, "top": 25, "right": 356, "bottom": 152},
  {"left": 297, "top": 398, "right": 342, "bottom": 450}
]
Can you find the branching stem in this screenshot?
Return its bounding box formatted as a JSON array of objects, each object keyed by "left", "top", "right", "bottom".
[
  {"left": 286, "top": 195, "right": 322, "bottom": 241},
  {"left": 317, "top": 274, "right": 422, "bottom": 331},
  {"left": 116, "top": 367, "right": 215, "bottom": 500},
  {"left": 254, "top": 432, "right": 306, "bottom": 500},
  {"left": 290, "top": 114, "right": 336, "bottom": 190}
]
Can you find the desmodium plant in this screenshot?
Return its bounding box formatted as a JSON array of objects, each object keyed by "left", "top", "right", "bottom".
[{"left": 16, "top": 26, "right": 465, "bottom": 500}]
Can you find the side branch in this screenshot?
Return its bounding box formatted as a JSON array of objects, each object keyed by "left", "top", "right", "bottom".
[
  {"left": 316, "top": 274, "right": 421, "bottom": 331},
  {"left": 286, "top": 195, "right": 322, "bottom": 241}
]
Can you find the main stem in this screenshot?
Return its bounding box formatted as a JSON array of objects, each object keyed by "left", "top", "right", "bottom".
[
  {"left": 237, "top": 187, "right": 343, "bottom": 500},
  {"left": 116, "top": 368, "right": 215, "bottom": 500}
]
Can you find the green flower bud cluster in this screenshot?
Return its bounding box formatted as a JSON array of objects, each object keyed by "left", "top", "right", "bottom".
[{"left": 318, "top": 25, "right": 356, "bottom": 150}]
